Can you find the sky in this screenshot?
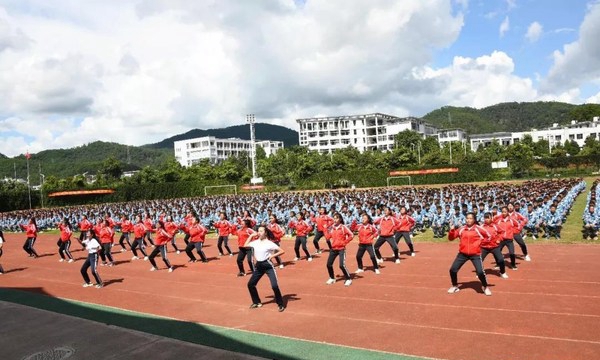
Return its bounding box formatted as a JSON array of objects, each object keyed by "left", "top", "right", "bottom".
[{"left": 0, "top": 0, "right": 599, "bottom": 157}]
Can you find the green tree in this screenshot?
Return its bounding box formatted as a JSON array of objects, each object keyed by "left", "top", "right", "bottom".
[
  {"left": 563, "top": 139, "right": 581, "bottom": 156},
  {"left": 394, "top": 130, "right": 423, "bottom": 150},
  {"left": 100, "top": 156, "right": 123, "bottom": 179},
  {"left": 506, "top": 142, "right": 534, "bottom": 177},
  {"left": 569, "top": 104, "right": 600, "bottom": 121}
]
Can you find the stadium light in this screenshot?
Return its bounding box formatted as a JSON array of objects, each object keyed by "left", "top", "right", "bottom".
[{"left": 246, "top": 114, "right": 263, "bottom": 184}]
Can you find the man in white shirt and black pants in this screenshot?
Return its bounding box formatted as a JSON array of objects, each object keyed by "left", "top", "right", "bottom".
[
  {"left": 81, "top": 230, "right": 103, "bottom": 288},
  {"left": 244, "top": 226, "right": 286, "bottom": 312}
]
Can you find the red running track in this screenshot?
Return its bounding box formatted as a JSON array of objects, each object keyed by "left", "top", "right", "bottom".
[{"left": 1, "top": 233, "right": 600, "bottom": 360}]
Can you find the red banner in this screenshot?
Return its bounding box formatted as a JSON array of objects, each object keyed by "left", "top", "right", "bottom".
[
  {"left": 48, "top": 189, "right": 115, "bottom": 197},
  {"left": 389, "top": 168, "right": 459, "bottom": 176},
  {"left": 241, "top": 185, "right": 265, "bottom": 191}
]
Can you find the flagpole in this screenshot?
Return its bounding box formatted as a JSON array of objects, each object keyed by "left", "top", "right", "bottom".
[{"left": 26, "top": 152, "right": 32, "bottom": 210}]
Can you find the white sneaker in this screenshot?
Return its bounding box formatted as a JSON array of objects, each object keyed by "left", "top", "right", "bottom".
[
  {"left": 176, "top": 250, "right": 181, "bottom": 255},
  {"left": 375, "top": 269, "right": 381, "bottom": 275},
  {"left": 168, "top": 267, "right": 174, "bottom": 273},
  {"left": 326, "top": 278, "right": 336, "bottom": 285},
  {"left": 218, "top": 253, "right": 223, "bottom": 257},
  {"left": 279, "top": 264, "right": 284, "bottom": 269},
  {"left": 525, "top": 255, "right": 531, "bottom": 262},
  {"left": 532, "top": 236, "right": 537, "bottom": 240},
  {"left": 447, "top": 286, "right": 460, "bottom": 294},
  {"left": 143, "top": 256, "right": 149, "bottom": 261},
  {"left": 493, "top": 266, "right": 500, "bottom": 270},
  {"left": 344, "top": 280, "right": 353, "bottom": 286},
  {"left": 395, "top": 259, "right": 401, "bottom": 264},
  {"left": 83, "top": 283, "right": 93, "bottom": 288},
  {"left": 483, "top": 287, "right": 492, "bottom": 296},
  {"left": 501, "top": 273, "right": 509, "bottom": 279},
  {"left": 68, "top": 259, "right": 74, "bottom": 263},
  {"left": 308, "top": 257, "right": 313, "bottom": 262},
  {"left": 294, "top": 257, "right": 300, "bottom": 261},
  {"left": 355, "top": 269, "right": 364, "bottom": 274},
  {"left": 229, "top": 253, "right": 234, "bottom": 257},
  {"left": 150, "top": 267, "right": 157, "bottom": 271},
  {"left": 120, "top": 248, "right": 126, "bottom": 252},
  {"left": 410, "top": 252, "right": 416, "bottom": 257},
  {"left": 131, "top": 256, "right": 139, "bottom": 260},
  {"left": 376, "top": 258, "right": 384, "bottom": 264},
  {"left": 59, "top": 259, "right": 64, "bottom": 262}
]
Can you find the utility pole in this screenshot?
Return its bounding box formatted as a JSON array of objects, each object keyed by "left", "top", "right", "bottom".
[{"left": 448, "top": 112, "right": 453, "bottom": 165}]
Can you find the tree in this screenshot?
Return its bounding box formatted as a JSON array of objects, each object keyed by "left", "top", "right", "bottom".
[
  {"left": 533, "top": 139, "right": 550, "bottom": 157},
  {"left": 563, "top": 140, "right": 581, "bottom": 156},
  {"left": 256, "top": 145, "right": 266, "bottom": 160},
  {"left": 569, "top": 104, "right": 600, "bottom": 121},
  {"left": 394, "top": 130, "right": 423, "bottom": 150},
  {"left": 100, "top": 156, "right": 123, "bottom": 179},
  {"left": 506, "top": 143, "right": 534, "bottom": 177}
]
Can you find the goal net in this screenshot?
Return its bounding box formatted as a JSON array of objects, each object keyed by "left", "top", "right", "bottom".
[
  {"left": 204, "top": 185, "right": 237, "bottom": 196},
  {"left": 386, "top": 176, "right": 412, "bottom": 187}
]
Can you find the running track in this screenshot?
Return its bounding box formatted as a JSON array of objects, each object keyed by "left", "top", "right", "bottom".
[{"left": 1, "top": 233, "right": 599, "bottom": 360}]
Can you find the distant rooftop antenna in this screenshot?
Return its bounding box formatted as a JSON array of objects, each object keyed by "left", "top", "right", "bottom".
[{"left": 246, "top": 114, "right": 263, "bottom": 184}]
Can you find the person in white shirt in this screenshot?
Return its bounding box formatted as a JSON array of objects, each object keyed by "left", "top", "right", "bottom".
[
  {"left": 0, "top": 230, "right": 5, "bottom": 274},
  {"left": 81, "top": 230, "right": 103, "bottom": 288},
  {"left": 244, "top": 226, "right": 286, "bottom": 312}
]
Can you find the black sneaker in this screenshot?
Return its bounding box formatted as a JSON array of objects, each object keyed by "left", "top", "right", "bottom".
[
  {"left": 249, "top": 303, "right": 262, "bottom": 309},
  {"left": 237, "top": 272, "right": 246, "bottom": 277},
  {"left": 278, "top": 305, "right": 286, "bottom": 312}
]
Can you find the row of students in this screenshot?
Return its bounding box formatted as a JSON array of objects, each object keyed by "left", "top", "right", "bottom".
[{"left": 447, "top": 204, "right": 533, "bottom": 296}]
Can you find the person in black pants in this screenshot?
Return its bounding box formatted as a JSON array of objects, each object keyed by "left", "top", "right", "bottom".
[
  {"left": 81, "top": 230, "right": 103, "bottom": 288},
  {"left": 244, "top": 226, "right": 286, "bottom": 312},
  {"left": 354, "top": 213, "right": 380, "bottom": 274},
  {"left": 235, "top": 220, "right": 256, "bottom": 276},
  {"left": 185, "top": 216, "right": 209, "bottom": 263},
  {"left": 373, "top": 207, "right": 400, "bottom": 264},
  {"left": 148, "top": 221, "right": 174, "bottom": 272},
  {"left": 0, "top": 230, "right": 5, "bottom": 274}
]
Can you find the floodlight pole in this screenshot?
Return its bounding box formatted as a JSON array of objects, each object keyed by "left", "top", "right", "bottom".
[{"left": 246, "top": 114, "right": 259, "bottom": 183}]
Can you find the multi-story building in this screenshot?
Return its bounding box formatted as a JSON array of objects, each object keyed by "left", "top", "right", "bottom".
[
  {"left": 434, "top": 128, "right": 468, "bottom": 146},
  {"left": 174, "top": 136, "right": 283, "bottom": 167},
  {"left": 470, "top": 117, "right": 600, "bottom": 151},
  {"left": 296, "top": 113, "right": 437, "bottom": 153}
]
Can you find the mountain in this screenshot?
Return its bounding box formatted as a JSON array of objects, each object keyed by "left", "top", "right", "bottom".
[
  {"left": 422, "top": 101, "right": 599, "bottom": 134},
  {"left": 0, "top": 141, "right": 171, "bottom": 179},
  {"left": 0, "top": 152, "right": 6, "bottom": 159},
  {"left": 144, "top": 123, "right": 299, "bottom": 149}
]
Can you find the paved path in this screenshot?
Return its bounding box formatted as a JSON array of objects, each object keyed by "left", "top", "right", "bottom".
[{"left": 0, "top": 301, "right": 263, "bottom": 360}]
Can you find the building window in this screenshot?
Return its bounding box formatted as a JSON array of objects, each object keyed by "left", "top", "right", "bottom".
[
  {"left": 555, "top": 135, "right": 561, "bottom": 141},
  {"left": 577, "top": 133, "right": 583, "bottom": 139},
  {"left": 569, "top": 134, "right": 575, "bottom": 140}
]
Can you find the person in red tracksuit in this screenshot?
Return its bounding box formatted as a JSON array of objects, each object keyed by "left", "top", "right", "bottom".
[
  {"left": 235, "top": 219, "right": 256, "bottom": 276},
  {"left": 267, "top": 215, "right": 285, "bottom": 269},
  {"left": 353, "top": 213, "right": 380, "bottom": 275},
  {"left": 57, "top": 218, "right": 74, "bottom": 262},
  {"left": 117, "top": 215, "right": 133, "bottom": 252},
  {"left": 165, "top": 215, "right": 180, "bottom": 254},
  {"left": 495, "top": 206, "right": 520, "bottom": 270},
  {"left": 394, "top": 207, "right": 416, "bottom": 257},
  {"left": 508, "top": 203, "right": 531, "bottom": 262},
  {"left": 98, "top": 220, "right": 115, "bottom": 266},
  {"left": 373, "top": 207, "right": 400, "bottom": 264},
  {"left": 148, "top": 221, "right": 174, "bottom": 272},
  {"left": 131, "top": 215, "right": 148, "bottom": 260},
  {"left": 292, "top": 213, "right": 313, "bottom": 262},
  {"left": 311, "top": 207, "right": 334, "bottom": 254},
  {"left": 447, "top": 213, "right": 492, "bottom": 296},
  {"left": 325, "top": 213, "right": 354, "bottom": 286},
  {"left": 78, "top": 215, "right": 93, "bottom": 247},
  {"left": 21, "top": 217, "right": 39, "bottom": 258},
  {"left": 143, "top": 215, "right": 155, "bottom": 246},
  {"left": 480, "top": 212, "right": 509, "bottom": 279},
  {"left": 214, "top": 212, "right": 234, "bottom": 256},
  {"left": 185, "top": 215, "right": 209, "bottom": 263}
]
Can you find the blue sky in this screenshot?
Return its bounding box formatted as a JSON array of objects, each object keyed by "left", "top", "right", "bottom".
[{"left": 0, "top": 0, "right": 598, "bottom": 157}]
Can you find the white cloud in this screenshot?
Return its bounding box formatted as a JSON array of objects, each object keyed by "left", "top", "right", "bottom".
[
  {"left": 0, "top": 0, "right": 468, "bottom": 158},
  {"left": 412, "top": 51, "right": 538, "bottom": 109},
  {"left": 525, "top": 21, "right": 543, "bottom": 42},
  {"left": 505, "top": 0, "right": 517, "bottom": 10},
  {"left": 499, "top": 16, "right": 510, "bottom": 37},
  {"left": 543, "top": 1, "right": 600, "bottom": 93}
]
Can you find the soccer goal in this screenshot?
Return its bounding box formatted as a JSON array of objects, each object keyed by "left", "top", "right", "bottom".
[
  {"left": 204, "top": 185, "right": 237, "bottom": 196},
  {"left": 386, "top": 176, "right": 412, "bottom": 187}
]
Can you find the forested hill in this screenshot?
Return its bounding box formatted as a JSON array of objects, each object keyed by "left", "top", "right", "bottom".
[
  {"left": 144, "top": 123, "right": 299, "bottom": 149},
  {"left": 423, "top": 102, "right": 600, "bottom": 134},
  {"left": 0, "top": 152, "right": 6, "bottom": 159},
  {"left": 0, "top": 141, "right": 171, "bottom": 179}
]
